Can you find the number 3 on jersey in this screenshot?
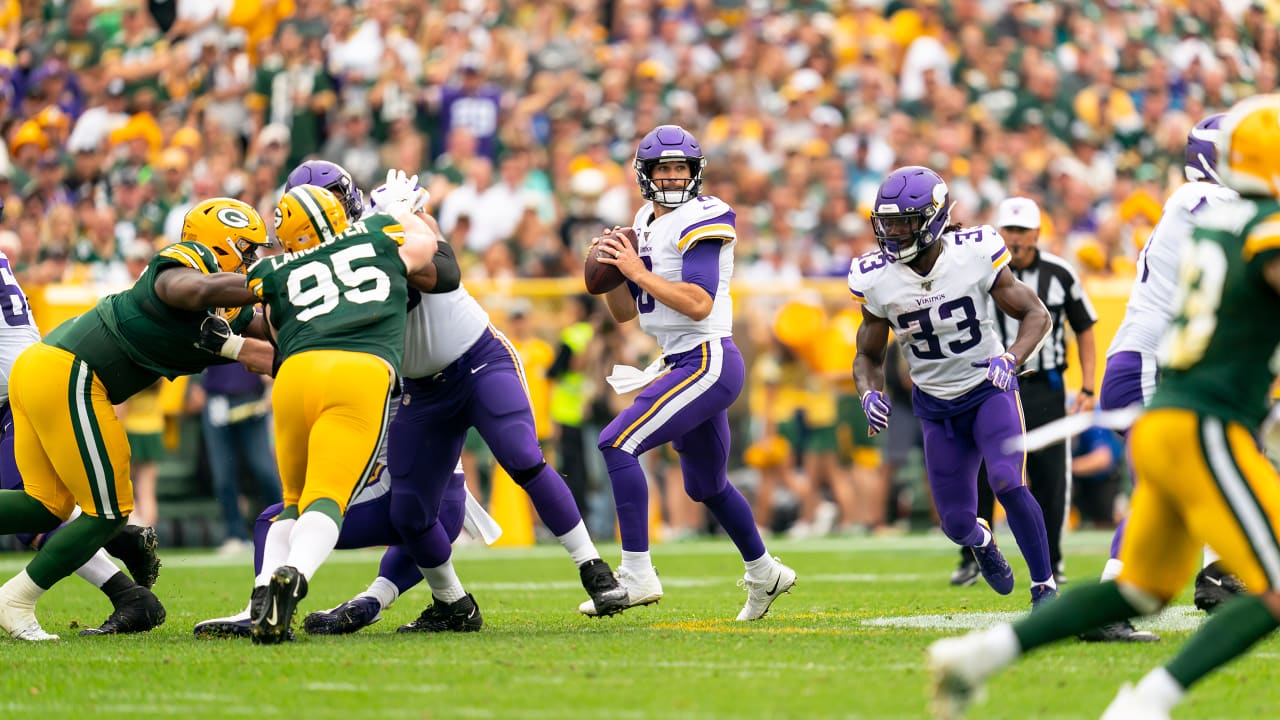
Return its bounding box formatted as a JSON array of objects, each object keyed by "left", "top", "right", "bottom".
[
  {"left": 896, "top": 297, "right": 982, "bottom": 360},
  {"left": 287, "top": 243, "right": 390, "bottom": 321}
]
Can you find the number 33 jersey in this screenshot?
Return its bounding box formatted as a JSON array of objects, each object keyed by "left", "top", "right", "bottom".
[
  {"left": 249, "top": 214, "right": 409, "bottom": 371},
  {"left": 848, "top": 225, "right": 1012, "bottom": 400}
]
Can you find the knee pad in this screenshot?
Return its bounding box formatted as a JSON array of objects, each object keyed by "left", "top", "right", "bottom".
[
  {"left": 1118, "top": 581, "right": 1166, "bottom": 616},
  {"left": 390, "top": 500, "right": 435, "bottom": 538},
  {"left": 509, "top": 461, "right": 546, "bottom": 485},
  {"left": 939, "top": 510, "right": 978, "bottom": 545}
]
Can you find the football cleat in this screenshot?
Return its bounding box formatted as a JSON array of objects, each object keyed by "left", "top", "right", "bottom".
[
  {"left": 79, "top": 586, "right": 166, "bottom": 636},
  {"left": 736, "top": 558, "right": 797, "bottom": 621},
  {"left": 1079, "top": 620, "right": 1160, "bottom": 643},
  {"left": 304, "top": 596, "right": 382, "bottom": 635},
  {"left": 398, "top": 593, "right": 483, "bottom": 633},
  {"left": 578, "top": 566, "right": 663, "bottom": 616},
  {"left": 251, "top": 566, "right": 308, "bottom": 645},
  {"left": 1194, "top": 562, "right": 1246, "bottom": 614},
  {"left": 578, "top": 558, "right": 629, "bottom": 617},
  {"left": 193, "top": 613, "right": 252, "bottom": 639},
  {"left": 104, "top": 525, "right": 162, "bottom": 589},
  {"left": 1030, "top": 583, "right": 1058, "bottom": 610},
  {"left": 927, "top": 634, "right": 996, "bottom": 720},
  {"left": 0, "top": 596, "right": 57, "bottom": 641},
  {"left": 971, "top": 520, "right": 1014, "bottom": 595},
  {"left": 949, "top": 550, "right": 979, "bottom": 587},
  {"left": 1099, "top": 683, "right": 1171, "bottom": 720}
]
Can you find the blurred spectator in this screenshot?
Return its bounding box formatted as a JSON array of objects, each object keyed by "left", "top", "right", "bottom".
[
  {"left": 120, "top": 380, "right": 165, "bottom": 528},
  {"left": 1072, "top": 424, "right": 1125, "bottom": 528}
]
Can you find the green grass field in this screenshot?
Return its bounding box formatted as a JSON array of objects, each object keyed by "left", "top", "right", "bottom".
[{"left": 0, "top": 530, "right": 1274, "bottom": 719}]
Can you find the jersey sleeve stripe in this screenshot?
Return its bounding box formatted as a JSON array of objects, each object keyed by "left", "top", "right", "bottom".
[
  {"left": 160, "top": 246, "right": 210, "bottom": 273},
  {"left": 677, "top": 223, "right": 735, "bottom": 251},
  {"left": 989, "top": 248, "right": 1006, "bottom": 262},
  {"left": 381, "top": 222, "right": 406, "bottom": 246},
  {"left": 1243, "top": 218, "right": 1280, "bottom": 260},
  {"left": 991, "top": 248, "right": 1012, "bottom": 269},
  {"left": 248, "top": 277, "right": 264, "bottom": 298},
  {"left": 851, "top": 293, "right": 867, "bottom": 304}
]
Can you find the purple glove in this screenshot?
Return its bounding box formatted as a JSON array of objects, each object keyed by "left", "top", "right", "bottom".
[
  {"left": 973, "top": 353, "right": 1017, "bottom": 391},
  {"left": 861, "top": 390, "right": 892, "bottom": 435}
]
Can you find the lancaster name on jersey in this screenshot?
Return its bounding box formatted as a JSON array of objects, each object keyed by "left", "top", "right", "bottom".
[
  {"left": 629, "top": 195, "right": 735, "bottom": 355},
  {"left": 1108, "top": 180, "right": 1240, "bottom": 358},
  {"left": 848, "top": 225, "right": 1012, "bottom": 400}
]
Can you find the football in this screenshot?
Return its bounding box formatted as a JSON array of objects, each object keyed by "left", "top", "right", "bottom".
[{"left": 584, "top": 227, "right": 639, "bottom": 295}]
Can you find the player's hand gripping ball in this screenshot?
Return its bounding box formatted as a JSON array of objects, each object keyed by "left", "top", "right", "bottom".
[{"left": 584, "top": 226, "right": 639, "bottom": 295}]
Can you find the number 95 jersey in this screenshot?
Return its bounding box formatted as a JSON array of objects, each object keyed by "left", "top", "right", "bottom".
[{"left": 848, "top": 225, "right": 1012, "bottom": 400}]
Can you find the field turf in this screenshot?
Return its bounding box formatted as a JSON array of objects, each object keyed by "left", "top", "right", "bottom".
[{"left": 0, "top": 530, "right": 1274, "bottom": 719}]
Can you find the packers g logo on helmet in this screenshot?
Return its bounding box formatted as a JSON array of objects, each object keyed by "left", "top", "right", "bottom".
[
  {"left": 275, "top": 185, "right": 350, "bottom": 254},
  {"left": 181, "top": 198, "right": 269, "bottom": 274},
  {"left": 1217, "top": 94, "right": 1280, "bottom": 198}
]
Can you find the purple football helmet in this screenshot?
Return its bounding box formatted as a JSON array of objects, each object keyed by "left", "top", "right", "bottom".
[
  {"left": 634, "top": 125, "right": 705, "bottom": 207},
  {"left": 285, "top": 160, "right": 363, "bottom": 219},
  {"left": 870, "top": 166, "right": 952, "bottom": 263},
  {"left": 1184, "top": 113, "right": 1226, "bottom": 184}
]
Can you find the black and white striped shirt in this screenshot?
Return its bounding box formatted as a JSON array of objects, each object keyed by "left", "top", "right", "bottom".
[{"left": 990, "top": 250, "right": 1097, "bottom": 374}]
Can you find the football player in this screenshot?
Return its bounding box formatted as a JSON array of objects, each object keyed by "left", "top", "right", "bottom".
[
  {"left": 0, "top": 198, "right": 268, "bottom": 641},
  {"left": 928, "top": 94, "right": 1280, "bottom": 720},
  {"left": 589, "top": 125, "right": 796, "bottom": 621},
  {"left": 850, "top": 166, "right": 1056, "bottom": 607}
]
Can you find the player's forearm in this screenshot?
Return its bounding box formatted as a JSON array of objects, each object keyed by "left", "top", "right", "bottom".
[
  {"left": 1077, "top": 327, "right": 1097, "bottom": 393},
  {"left": 238, "top": 338, "right": 276, "bottom": 376},
  {"left": 603, "top": 284, "right": 637, "bottom": 323},
  {"left": 632, "top": 271, "right": 712, "bottom": 321},
  {"left": 853, "top": 354, "right": 885, "bottom": 396},
  {"left": 175, "top": 274, "right": 257, "bottom": 312}
]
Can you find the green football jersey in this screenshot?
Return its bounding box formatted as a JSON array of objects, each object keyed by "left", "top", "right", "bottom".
[
  {"left": 250, "top": 214, "right": 408, "bottom": 370},
  {"left": 1152, "top": 196, "right": 1280, "bottom": 428},
  {"left": 44, "top": 241, "right": 254, "bottom": 404}
]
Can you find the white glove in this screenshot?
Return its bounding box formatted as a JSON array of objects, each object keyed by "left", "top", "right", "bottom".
[{"left": 376, "top": 169, "right": 428, "bottom": 215}]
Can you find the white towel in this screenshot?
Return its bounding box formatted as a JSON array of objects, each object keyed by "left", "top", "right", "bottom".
[{"left": 606, "top": 357, "right": 666, "bottom": 394}]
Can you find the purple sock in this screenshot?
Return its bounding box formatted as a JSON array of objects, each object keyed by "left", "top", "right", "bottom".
[
  {"left": 252, "top": 503, "right": 284, "bottom": 577},
  {"left": 602, "top": 446, "right": 649, "bottom": 552},
  {"left": 1110, "top": 518, "right": 1126, "bottom": 560},
  {"left": 516, "top": 463, "right": 582, "bottom": 536},
  {"left": 702, "top": 484, "right": 766, "bottom": 561},
  {"left": 379, "top": 546, "right": 424, "bottom": 596},
  {"left": 996, "top": 486, "right": 1054, "bottom": 583}
]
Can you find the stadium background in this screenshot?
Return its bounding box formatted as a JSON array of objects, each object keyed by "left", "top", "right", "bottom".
[{"left": 1, "top": 0, "right": 1274, "bottom": 546}]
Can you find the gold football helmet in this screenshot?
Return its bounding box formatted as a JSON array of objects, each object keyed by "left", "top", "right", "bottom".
[
  {"left": 180, "top": 198, "right": 269, "bottom": 273},
  {"left": 1217, "top": 94, "right": 1280, "bottom": 198},
  {"left": 274, "top": 185, "right": 350, "bottom": 254}
]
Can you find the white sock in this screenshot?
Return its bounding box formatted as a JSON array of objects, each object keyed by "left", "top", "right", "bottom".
[
  {"left": 1203, "top": 546, "right": 1220, "bottom": 568},
  {"left": 1, "top": 570, "right": 46, "bottom": 606},
  {"left": 421, "top": 561, "right": 466, "bottom": 603},
  {"left": 285, "top": 511, "right": 341, "bottom": 581},
  {"left": 620, "top": 550, "right": 653, "bottom": 576},
  {"left": 359, "top": 576, "right": 400, "bottom": 611},
  {"left": 74, "top": 550, "right": 121, "bottom": 588},
  {"left": 255, "top": 517, "right": 295, "bottom": 587},
  {"left": 744, "top": 552, "right": 774, "bottom": 582},
  {"left": 1101, "top": 558, "right": 1124, "bottom": 582},
  {"left": 982, "top": 623, "right": 1022, "bottom": 667},
  {"left": 1134, "top": 667, "right": 1185, "bottom": 712},
  {"left": 976, "top": 524, "right": 993, "bottom": 547},
  {"left": 1032, "top": 575, "right": 1058, "bottom": 590},
  {"left": 557, "top": 521, "right": 600, "bottom": 567}
]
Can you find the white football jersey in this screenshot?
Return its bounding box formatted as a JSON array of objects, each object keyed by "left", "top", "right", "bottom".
[
  {"left": 401, "top": 284, "right": 490, "bottom": 378},
  {"left": 1107, "top": 181, "right": 1239, "bottom": 358},
  {"left": 0, "top": 251, "right": 39, "bottom": 404},
  {"left": 629, "top": 196, "right": 736, "bottom": 355},
  {"left": 848, "top": 225, "right": 1011, "bottom": 400}
]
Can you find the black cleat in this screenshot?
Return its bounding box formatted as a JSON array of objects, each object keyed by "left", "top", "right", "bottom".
[
  {"left": 304, "top": 596, "right": 382, "bottom": 635},
  {"left": 252, "top": 566, "right": 308, "bottom": 645},
  {"left": 104, "top": 525, "right": 162, "bottom": 589},
  {"left": 1194, "top": 562, "right": 1246, "bottom": 614},
  {"left": 193, "top": 616, "right": 252, "bottom": 639},
  {"left": 950, "top": 550, "right": 979, "bottom": 587},
  {"left": 579, "top": 558, "right": 629, "bottom": 617},
  {"left": 1079, "top": 620, "right": 1160, "bottom": 643},
  {"left": 79, "top": 586, "right": 166, "bottom": 636},
  {"left": 397, "top": 593, "right": 482, "bottom": 633}
]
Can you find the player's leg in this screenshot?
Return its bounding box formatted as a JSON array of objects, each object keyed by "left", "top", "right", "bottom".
[
  {"left": 974, "top": 390, "right": 1055, "bottom": 604},
  {"left": 0, "top": 350, "right": 139, "bottom": 640},
  {"left": 927, "top": 408, "right": 1203, "bottom": 719},
  {"left": 467, "top": 331, "right": 625, "bottom": 614},
  {"left": 919, "top": 412, "right": 1010, "bottom": 594}
]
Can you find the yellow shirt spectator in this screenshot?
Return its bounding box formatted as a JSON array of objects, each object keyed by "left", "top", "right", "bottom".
[{"left": 228, "top": 0, "right": 296, "bottom": 65}]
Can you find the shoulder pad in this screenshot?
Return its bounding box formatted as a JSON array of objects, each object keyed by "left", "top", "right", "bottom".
[{"left": 676, "top": 196, "right": 737, "bottom": 252}]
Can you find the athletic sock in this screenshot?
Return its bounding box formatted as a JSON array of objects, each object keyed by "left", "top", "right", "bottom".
[{"left": 557, "top": 521, "right": 601, "bottom": 567}]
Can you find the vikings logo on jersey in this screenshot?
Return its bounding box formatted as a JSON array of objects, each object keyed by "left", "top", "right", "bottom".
[{"left": 849, "top": 224, "right": 1011, "bottom": 400}]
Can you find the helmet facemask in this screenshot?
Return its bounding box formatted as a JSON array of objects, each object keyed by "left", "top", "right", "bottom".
[{"left": 637, "top": 157, "right": 704, "bottom": 207}]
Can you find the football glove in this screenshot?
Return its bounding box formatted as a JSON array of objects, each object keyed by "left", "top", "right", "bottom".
[
  {"left": 195, "top": 314, "right": 245, "bottom": 360},
  {"left": 861, "top": 390, "right": 891, "bottom": 435},
  {"left": 972, "top": 353, "right": 1017, "bottom": 391},
  {"left": 376, "top": 169, "right": 427, "bottom": 215}
]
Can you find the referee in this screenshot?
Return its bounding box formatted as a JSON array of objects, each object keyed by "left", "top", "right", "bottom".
[{"left": 950, "top": 196, "right": 1097, "bottom": 587}]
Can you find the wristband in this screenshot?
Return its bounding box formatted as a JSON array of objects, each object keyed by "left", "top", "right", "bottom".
[
  {"left": 1079, "top": 388, "right": 1095, "bottom": 397},
  {"left": 220, "top": 334, "right": 245, "bottom": 360}
]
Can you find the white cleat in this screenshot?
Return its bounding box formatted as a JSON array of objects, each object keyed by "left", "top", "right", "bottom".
[
  {"left": 926, "top": 634, "right": 994, "bottom": 720},
  {"left": 0, "top": 599, "right": 58, "bottom": 641},
  {"left": 736, "top": 558, "right": 797, "bottom": 621},
  {"left": 578, "top": 567, "right": 663, "bottom": 616},
  {"left": 1100, "top": 683, "right": 1171, "bottom": 720}
]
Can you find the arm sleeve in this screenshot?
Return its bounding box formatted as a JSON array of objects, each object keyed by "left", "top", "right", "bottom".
[
  {"left": 427, "top": 240, "right": 461, "bottom": 294},
  {"left": 681, "top": 240, "right": 722, "bottom": 299}
]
